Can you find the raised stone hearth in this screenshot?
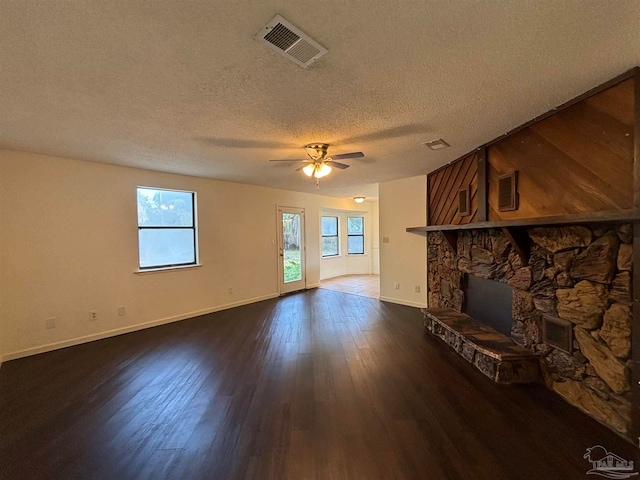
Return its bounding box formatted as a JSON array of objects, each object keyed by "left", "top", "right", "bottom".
[
  {"left": 423, "top": 307, "right": 540, "bottom": 384},
  {"left": 427, "top": 223, "right": 633, "bottom": 436}
]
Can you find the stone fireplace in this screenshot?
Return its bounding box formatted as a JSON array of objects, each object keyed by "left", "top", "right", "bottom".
[
  {"left": 427, "top": 223, "right": 633, "bottom": 436},
  {"left": 465, "top": 274, "right": 513, "bottom": 336}
]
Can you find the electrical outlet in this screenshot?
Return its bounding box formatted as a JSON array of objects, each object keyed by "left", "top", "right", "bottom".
[
  {"left": 415, "top": 286, "right": 421, "bottom": 293},
  {"left": 90, "top": 310, "right": 98, "bottom": 321},
  {"left": 228, "top": 287, "right": 233, "bottom": 294},
  {"left": 117, "top": 306, "right": 126, "bottom": 316},
  {"left": 382, "top": 237, "right": 390, "bottom": 244},
  {"left": 394, "top": 282, "right": 400, "bottom": 290},
  {"left": 45, "top": 317, "right": 56, "bottom": 329}
]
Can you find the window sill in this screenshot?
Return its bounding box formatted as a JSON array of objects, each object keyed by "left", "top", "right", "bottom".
[
  {"left": 322, "top": 255, "right": 341, "bottom": 259},
  {"left": 135, "top": 264, "right": 203, "bottom": 275}
]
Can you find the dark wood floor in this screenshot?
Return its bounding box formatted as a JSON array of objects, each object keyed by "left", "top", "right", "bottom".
[{"left": 1, "top": 289, "right": 637, "bottom": 479}]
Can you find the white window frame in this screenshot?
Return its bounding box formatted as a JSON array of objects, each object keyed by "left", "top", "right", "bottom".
[
  {"left": 347, "top": 216, "right": 365, "bottom": 255},
  {"left": 136, "top": 186, "right": 199, "bottom": 271},
  {"left": 321, "top": 215, "right": 340, "bottom": 257}
]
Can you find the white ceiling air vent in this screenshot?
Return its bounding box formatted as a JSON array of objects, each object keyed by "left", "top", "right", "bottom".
[
  {"left": 256, "top": 15, "right": 327, "bottom": 68},
  {"left": 423, "top": 139, "right": 450, "bottom": 150}
]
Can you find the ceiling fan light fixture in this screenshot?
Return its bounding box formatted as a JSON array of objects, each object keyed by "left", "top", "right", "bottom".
[
  {"left": 314, "top": 163, "right": 332, "bottom": 178},
  {"left": 271, "top": 143, "right": 362, "bottom": 188},
  {"left": 302, "top": 164, "right": 315, "bottom": 176},
  {"left": 353, "top": 197, "right": 365, "bottom": 203}
]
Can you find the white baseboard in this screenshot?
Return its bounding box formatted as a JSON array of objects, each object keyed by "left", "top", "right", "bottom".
[
  {"left": 379, "top": 296, "right": 427, "bottom": 309},
  {"left": 1, "top": 292, "right": 280, "bottom": 363}
]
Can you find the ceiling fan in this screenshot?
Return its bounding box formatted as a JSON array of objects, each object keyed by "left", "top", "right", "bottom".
[{"left": 269, "top": 143, "right": 364, "bottom": 188}]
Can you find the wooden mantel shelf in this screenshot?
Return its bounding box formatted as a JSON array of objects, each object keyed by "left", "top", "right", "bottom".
[{"left": 406, "top": 208, "right": 640, "bottom": 234}]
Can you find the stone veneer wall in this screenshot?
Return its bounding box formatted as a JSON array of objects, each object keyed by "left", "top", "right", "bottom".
[{"left": 427, "top": 223, "right": 633, "bottom": 436}]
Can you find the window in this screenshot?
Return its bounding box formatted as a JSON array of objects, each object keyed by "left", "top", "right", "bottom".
[
  {"left": 347, "top": 217, "right": 364, "bottom": 254},
  {"left": 321, "top": 216, "right": 339, "bottom": 257},
  {"left": 137, "top": 187, "right": 197, "bottom": 269}
]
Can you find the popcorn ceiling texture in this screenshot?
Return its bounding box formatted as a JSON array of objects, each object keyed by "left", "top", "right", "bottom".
[{"left": 0, "top": 1, "right": 639, "bottom": 197}]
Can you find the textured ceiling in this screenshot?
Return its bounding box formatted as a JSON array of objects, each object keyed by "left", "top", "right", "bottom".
[{"left": 1, "top": 1, "right": 639, "bottom": 198}]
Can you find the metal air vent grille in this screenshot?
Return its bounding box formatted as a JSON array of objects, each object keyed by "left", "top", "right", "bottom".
[
  {"left": 256, "top": 15, "right": 327, "bottom": 68},
  {"left": 542, "top": 314, "right": 572, "bottom": 353},
  {"left": 498, "top": 171, "right": 519, "bottom": 211},
  {"left": 263, "top": 23, "right": 300, "bottom": 51},
  {"left": 458, "top": 187, "right": 470, "bottom": 216},
  {"left": 287, "top": 39, "right": 321, "bottom": 64}
]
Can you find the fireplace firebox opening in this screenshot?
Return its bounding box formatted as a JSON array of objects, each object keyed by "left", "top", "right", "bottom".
[{"left": 464, "top": 274, "right": 514, "bottom": 336}]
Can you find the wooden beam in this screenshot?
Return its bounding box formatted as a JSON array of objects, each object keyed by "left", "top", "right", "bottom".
[
  {"left": 477, "top": 147, "right": 488, "bottom": 222},
  {"left": 501, "top": 227, "right": 530, "bottom": 267},
  {"left": 404, "top": 208, "right": 640, "bottom": 233},
  {"left": 632, "top": 222, "right": 640, "bottom": 443},
  {"left": 425, "top": 176, "right": 430, "bottom": 226},
  {"left": 406, "top": 227, "right": 427, "bottom": 236}
]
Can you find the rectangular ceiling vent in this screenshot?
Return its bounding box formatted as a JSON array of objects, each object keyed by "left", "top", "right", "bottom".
[{"left": 256, "top": 15, "right": 327, "bottom": 68}]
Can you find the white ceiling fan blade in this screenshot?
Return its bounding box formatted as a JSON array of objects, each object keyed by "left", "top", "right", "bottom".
[{"left": 330, "top": 152, "right": 364, "bottom": 160}]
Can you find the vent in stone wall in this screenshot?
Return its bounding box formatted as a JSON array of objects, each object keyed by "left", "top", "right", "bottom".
[
  {"left": 441, "top": 279, "right": 451, "bottom": 298},
  {"left": 542, "top": 314, "right": 572, "bottom": 353},
  {"left": 498, "top": 171, "right": 519, "bottom": 211}
]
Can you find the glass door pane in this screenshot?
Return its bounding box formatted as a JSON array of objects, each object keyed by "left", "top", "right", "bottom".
[{"left": 282, "top": 213, "right": 302, "bottom": 283}]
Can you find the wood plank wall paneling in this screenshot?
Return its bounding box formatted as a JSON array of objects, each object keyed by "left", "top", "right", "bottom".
[
  {"left": 428, "top": 152, "right": 478, "bottom": 225},
  {"left": 487, "top": 79, "right": 635, "bottom": 221}
]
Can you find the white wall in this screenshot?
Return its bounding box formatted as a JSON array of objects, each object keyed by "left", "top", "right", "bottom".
[
  {"left": 319, "top": 203, "right": 379, "bottom": 280},
  {"left": 0, "top": 150, "right": 356, "bottom": 361},
  {"left": 370, "top": 200, "right": 380, "bottom": 275},
  {"left": 0, "top": 158, "right": 3, "bottom": 366},
  {"left": 379, "top": 175, "right": 427, "bottom": 308}
]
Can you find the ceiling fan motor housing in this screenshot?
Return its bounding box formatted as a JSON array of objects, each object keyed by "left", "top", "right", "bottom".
[{"left": 305, "top": 142, "right": 330, "bottom": 159}]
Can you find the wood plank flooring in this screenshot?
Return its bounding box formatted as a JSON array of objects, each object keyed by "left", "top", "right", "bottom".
[
  {"left": 0, "top": 288, "right": 637, "bottom": 479},
  {"left": 319, "top": 274, "right": 380, "bottom": 299}
]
